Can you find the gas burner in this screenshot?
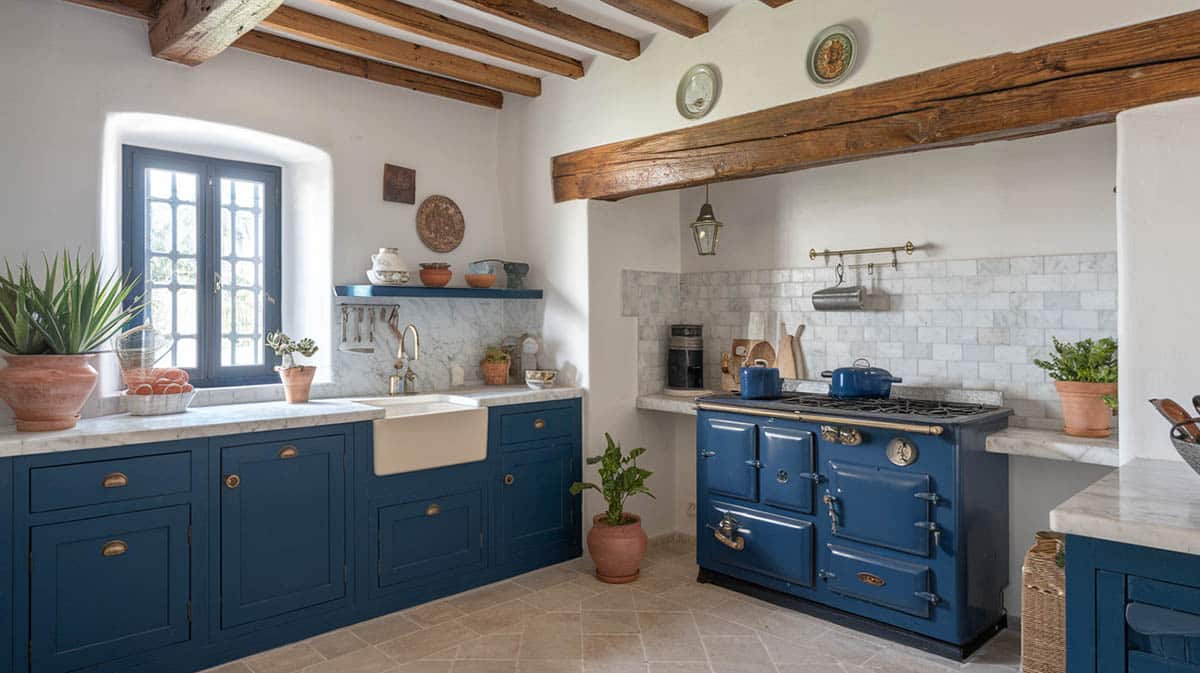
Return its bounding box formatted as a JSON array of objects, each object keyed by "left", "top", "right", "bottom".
[{"left": 779, "top": 393, "right": 999, "bottom": 421}]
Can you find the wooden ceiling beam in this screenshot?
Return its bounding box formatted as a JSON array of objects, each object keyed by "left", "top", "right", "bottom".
[
  {"left": 234, "top": 31, "right": 503, "bottom": 108},
  {"left": 552, "top": 9, "right": 1200, "bottom": 202},
  {"left": 451, "top": 0, "right": 641, "bottom": 60},
  {"left": 599, "top": 0, "right": 707, "bottom": 38},
  {"left": 260, "top": 5, "right": 540, "bottom": 96},
  {"left": 59, "top": 0, "right": 504, "bottom": 108},
  {"left": 151, "top": 0, "right": 285, "bottom": 65},
  {"left": 309, "top": 0, "right": 583, "bottom": 79}
]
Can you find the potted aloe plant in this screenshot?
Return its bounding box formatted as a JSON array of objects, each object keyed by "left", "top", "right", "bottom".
[
  {"left": 1034, "top": 337, "right": 1118, "bottom": 438},
  {"left": 570, "top": 433, "right": 654, "bottom": 584},
  {"left": 0, "top": 252, "right": 141, "bottom": 431},
  {"left": 267, "top": 331, "right": 319, "bottom": 403}
]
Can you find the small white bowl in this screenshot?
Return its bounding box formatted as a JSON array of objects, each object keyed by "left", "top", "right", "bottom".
[
  {"left": 367, "top": 269, "right": 409, "bottom": 285},
  {"left": 124, "top": 390, "right": 197, "bottom": 416},
  {"left": 525, "top": 370, "right": 558, "bottom": 390}
]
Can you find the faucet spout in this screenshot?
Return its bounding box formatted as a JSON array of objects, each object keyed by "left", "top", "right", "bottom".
[
  {"left": 401, "top": 324, "right": 420, "bottom": 361},
  {"left": 391, "top": 323, "right": 421, "bottom": 395}
]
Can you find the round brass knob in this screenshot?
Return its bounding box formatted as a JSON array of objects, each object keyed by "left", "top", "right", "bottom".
[
  {"left": 534, "top": 419, "right": 546, "bottom": 430},
  {"left": 503, "top": 474, "right": 515, "bottom": 485},
  {"left": 224, "top": 474, "right": 241, "bottom": 489}
]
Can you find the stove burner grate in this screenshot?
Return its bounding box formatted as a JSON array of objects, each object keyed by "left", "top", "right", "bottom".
[{"left": 780, "top": 393, "right": 997, "bottom": 419}]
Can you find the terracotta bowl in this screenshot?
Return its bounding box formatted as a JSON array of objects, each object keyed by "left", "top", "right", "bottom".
[
  {"left": 419, "top": 267, "right": 452, "bottom": 287},
  {"left": 465, "top": 273, "right": 496, "bottom": 289}
]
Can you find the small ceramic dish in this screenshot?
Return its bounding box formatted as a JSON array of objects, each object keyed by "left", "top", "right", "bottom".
[
  {"left": 465, "top": 273, "right": 496, "bottom": 288},
  {"left": 525, "top": 369, "right": 558, "bottom": 390},
  {"left": 124, "top": 390, "right": 197, "bottom": 416},
  {"left": 367, "top": 269, "right": 410, "bottom": 285}
]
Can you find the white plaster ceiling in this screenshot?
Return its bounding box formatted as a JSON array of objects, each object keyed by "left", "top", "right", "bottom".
[{"left": 272, "top": 0, "right": 745, "bottom": 79}]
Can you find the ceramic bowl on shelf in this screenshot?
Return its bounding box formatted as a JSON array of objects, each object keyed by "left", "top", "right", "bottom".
[
  {"left": 367, "top": 269, "right": 410, "bottom": 285},
  {"left": 525, "top": 369, "right": 558, "bottom": 390},
  {"left": 419, "top": 263, "right": 452, "bottom": 287},
  {"left": 465, "top": 273, "right": 496, "bottom": 288}
]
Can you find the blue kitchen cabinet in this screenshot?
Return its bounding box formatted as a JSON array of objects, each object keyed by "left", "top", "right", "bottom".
[
  {"left": 1, "top": 459, "right": 12, "bottom": 673},
  {"left": 376, "top": 485, "right": 488, "bottom": 589},
  {"left": 1067, "top": 535, "right": 1200, "bottom": 673},
  {"left": 216, "top": 431, "right": 348, "bottom": 629},
  {"left": 30, "top": 506, "right": 192, "bottom": 673},
  {"left": 497, "top": 439, "right": 578, "bottom": 564}
]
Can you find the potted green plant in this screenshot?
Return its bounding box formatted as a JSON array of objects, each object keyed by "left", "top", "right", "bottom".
[
  {"left": 267, "top": 331, "right": 319, "bottom": 403},
  {"left": 1034, "top": 337, "right": 1118, "bottom": 438},
  {"left": 0, "top": 252, "right": 141, "bottom": 431},
  {"left": 570, "top": 433, "right": 654, "bottom": 584},
  {"left": 480, "top": 346, "right": 510, "bottom": 385}
]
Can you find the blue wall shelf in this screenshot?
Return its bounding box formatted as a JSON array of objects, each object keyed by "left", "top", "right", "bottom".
[{"left": 334, "top": 285, "right": 543, "bottom": 299}]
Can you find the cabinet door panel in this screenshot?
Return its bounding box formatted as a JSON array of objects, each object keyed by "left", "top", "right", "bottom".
[
  {"left": 379, "top": 487, "right": 486, "bottom": 587},
  {"left": 826, "top": 460, "right": 932, "bottom": 557},
  {"left": 498, "top": 441, "right": 575, "bottom": 562},
  {"left": 699, "top": 417, "right": 758, "bottom": 502},
  {"left": 759, "top": 427, "right": 815, "bottom": 514},
  {"left": 220, "top": 434, "right": 345, "bottom": 628},
  {"left": 30, "top": 506, "right": 190, "bottom": 673}
]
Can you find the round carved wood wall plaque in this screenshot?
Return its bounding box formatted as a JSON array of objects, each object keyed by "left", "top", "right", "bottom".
[{"left": 416, "top": 195, "right": 465, "bottom": 253}]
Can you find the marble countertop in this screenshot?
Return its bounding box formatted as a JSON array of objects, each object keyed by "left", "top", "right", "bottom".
[
  {"left": 0, "top": 385, "right": 584, "bottom": 459},
  {"left": 985, "top": 427, "right": 1120, "bottom": 467},
  {"left": 1050, "top": 458, "right": 1200, "bottom": 555},
  {"left": 636, "top": 393, "right": 703, "bottom": 416}
]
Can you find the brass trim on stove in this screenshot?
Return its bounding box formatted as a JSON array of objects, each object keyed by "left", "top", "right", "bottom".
[{"left": 695, "top": 402, "right": 945, "bottom": 436}]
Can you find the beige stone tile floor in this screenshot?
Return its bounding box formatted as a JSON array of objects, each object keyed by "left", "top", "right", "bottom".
[{"left": 203, "top": 538, "right": 1020, "bottom": 673}]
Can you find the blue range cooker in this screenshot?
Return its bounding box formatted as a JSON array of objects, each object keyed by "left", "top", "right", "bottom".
[{"left": 695, "top": 392, "right": 1012, "bottom": 659}]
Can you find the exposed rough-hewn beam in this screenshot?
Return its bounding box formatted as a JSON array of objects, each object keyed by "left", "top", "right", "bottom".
[
  {"left": 62, "top": 0, "right": 157, "bottom": 19},
  {"left": 310, "top": 0, "right": 584, "bottom": 79},
  {"left": 599, "top": 0, "right": 707, "bottom": 38},
  {"left": 234, "top": 31, "right": 503, "bottom": 108},
  {"left": 759, "top": 0, "right": 793, "bottom": 7},
  {"left": 261, "top": 5, "right": 540, "bottom": 96},
  {"left": 150, "top": 0, "right": 284, "bottom": 66},
  {"left": 452, "top": 0, "right": 641, "bottom": 60},
  {"left": 552, "top": 9, "right": 1200, "bottom": 202}
]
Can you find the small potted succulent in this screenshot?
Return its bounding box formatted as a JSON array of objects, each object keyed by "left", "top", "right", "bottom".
[
  {"left": 480, "top": 346, "right": 510, "bottom": 385},
  {"left": 0, "top": 252, "right": 141, "bottom": 431},
  {"left": 570, "top": 434, "right": 654, "bottom": 584},
  {"left": 267, "top": 331, "right": 319, "bottom": 403},
  {"left": 1034, "top": 337, "right": 1118, "bottom": 438}
]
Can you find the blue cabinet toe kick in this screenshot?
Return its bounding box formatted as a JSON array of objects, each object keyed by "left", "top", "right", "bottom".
[
  {"left": 1, "top": 398, "right": 583, "bottom": 673},
  {"left": 698, "top": 567, "right": 1007, "bottom": 661}
]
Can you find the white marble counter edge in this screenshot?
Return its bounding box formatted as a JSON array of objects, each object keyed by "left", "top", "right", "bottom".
[
  {"left": 985, "top": 427, "right": 1119, "bottom": 467},
  {"left": 0, "top": 385, "right": 585, "bottom": 458},
  {"left": 636, "top": 394, "right": 700, "bottom": 416}
]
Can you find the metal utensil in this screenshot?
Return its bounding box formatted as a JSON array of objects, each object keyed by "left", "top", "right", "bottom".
[
  {"left": 338, "top": 306, "right": 354, "bottom": 352},
  {"left": 812, "top": 263, "right": 865, "bottom": 311},
  {"left": 346, "top": 306, "right": 375, "bottom": 354}
]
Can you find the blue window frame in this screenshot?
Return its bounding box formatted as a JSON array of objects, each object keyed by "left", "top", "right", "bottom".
[{"left": 123, "top": 145, "right": 282, "bottom": 387}]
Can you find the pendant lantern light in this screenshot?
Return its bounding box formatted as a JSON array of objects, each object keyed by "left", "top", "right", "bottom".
[{"left": 689, "top": 184, "right": 723, "bottom": 256}]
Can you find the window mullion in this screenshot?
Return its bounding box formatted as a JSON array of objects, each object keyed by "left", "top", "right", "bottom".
[{"left": 202, "top": 162, "right": 218, "bottom": 385}]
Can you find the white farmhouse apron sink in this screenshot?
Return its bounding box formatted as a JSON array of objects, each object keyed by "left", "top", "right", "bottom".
[{"left": 355, "top": 395, "right": 488, "bottom": 476}]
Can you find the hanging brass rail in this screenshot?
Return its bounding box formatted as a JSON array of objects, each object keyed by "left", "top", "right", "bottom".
[{"left": 809, "top": 241, "right": 918, "bottom": 262}]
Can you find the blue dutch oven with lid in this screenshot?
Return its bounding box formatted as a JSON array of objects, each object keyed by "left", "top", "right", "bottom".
[{"left": 821, "top": 358, "right": 902, "bottom": 399}]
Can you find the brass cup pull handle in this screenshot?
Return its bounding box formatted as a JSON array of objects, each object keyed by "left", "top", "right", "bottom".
[
  {"left": 712, "top": 527, "right": 745, "bottom": 551},
  {"left": 503, "top": 474, "right": 515, "bottom": 486},
  {"left": 533, "top": 419, "right": 546, "bottom": 430},
  {"left": 102, "top": 472, "right": 129, "bottom": 489},
  {"left": 102, "top": 540, "right": 128, "bottom": 557},
  {"left": 426, "top": 503, "right": 441, "bottom": 516},
  {"left": 279, "top": 446, "right": 298, "bottom": 459},
  {"left": 224, "top": 474, "right": 241, "bottom": 489}
]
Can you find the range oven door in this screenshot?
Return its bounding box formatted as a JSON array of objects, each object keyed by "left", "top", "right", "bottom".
[
  {"left": 704, "top": 500, "right": 814, "bottom": 588},
  {"left": 758, "top": 427, "right": 815, "bottom": 515},
  {"left": 699, "top": 417, "right": 758, "bottom": 502},
  {"left": 824, "top": 544, "right": 937, "bottom": 618},
  {"left": 825, "top": 460, "right": 936, "bottom": 557}
]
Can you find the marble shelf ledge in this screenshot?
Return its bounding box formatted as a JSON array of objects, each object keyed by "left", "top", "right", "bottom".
[
  {"left": 636, "top": 394, "right": 701, "bottom": 416},
  {"left": 985, "top": 427, "right": 1120, "bottom": 467},
  {"left": 1051, "top": 458, "right": 1200, "bottom": 555}
]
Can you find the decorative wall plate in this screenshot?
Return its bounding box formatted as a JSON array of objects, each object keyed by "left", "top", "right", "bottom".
[
  {"left": 416, "top": 195, "right": 465, "bottom": 253},
  {"left": 807, "top": 25, "right": 858, "bottom": 86},
  {"left": 676, "top": 64, "right": 721, "bottom": 120}
]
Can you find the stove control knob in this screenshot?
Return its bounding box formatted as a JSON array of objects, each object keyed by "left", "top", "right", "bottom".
[
  {"left": 838, "top": 428, "right": 862, "bottom": 446},
  {"left": 887, "top": 438, "right": 919, "bottom": 466},
  {"left": 820, "top": 426, "right": 840, "bottom": 443}
]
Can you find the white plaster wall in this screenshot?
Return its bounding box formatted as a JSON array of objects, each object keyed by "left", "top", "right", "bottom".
[
  {"left": 0, "top": 0, "right": 507, "bottom": 293},
  {"left": 1117, "top": 98, "right": 1200, "bottom": 462}
]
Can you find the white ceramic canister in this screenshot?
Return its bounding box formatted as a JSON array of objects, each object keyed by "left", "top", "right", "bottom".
[{"left": 371, "top": 248, "right": 406, "bottom": 272}]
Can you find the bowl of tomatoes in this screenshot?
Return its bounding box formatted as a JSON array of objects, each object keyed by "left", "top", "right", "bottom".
[{"left": 122, "top": 367, "right": 196, "bottom": 416}]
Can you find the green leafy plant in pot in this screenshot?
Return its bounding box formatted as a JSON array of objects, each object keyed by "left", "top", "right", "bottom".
[
  {"left": 570, "top": 433, "right": 654, "bottom": 584},
  {"left": 480, "top": 346, "right": 510, "bottom": 385},
  {"left": 267, "top": 332, "right": 319, "bottom": 404},
  {"left": 0, "top": 252, "right": 142, "bottom": 431},
  {"left": 1033, "top": 337, "right": 1118, "bottom": 438}
]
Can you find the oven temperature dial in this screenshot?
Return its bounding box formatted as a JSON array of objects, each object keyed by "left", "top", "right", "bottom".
[{"left": 886, "top": 437, "right": 919, "bottom": 466}]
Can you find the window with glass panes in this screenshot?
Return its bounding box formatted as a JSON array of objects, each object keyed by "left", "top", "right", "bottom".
[{"left": 123, "top": 146, "right": 281, "bottom": 387}]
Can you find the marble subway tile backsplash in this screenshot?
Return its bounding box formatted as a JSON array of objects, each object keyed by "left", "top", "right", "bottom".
[{"left": 623, "top": 253, "right": 1117, "bottom": 430}]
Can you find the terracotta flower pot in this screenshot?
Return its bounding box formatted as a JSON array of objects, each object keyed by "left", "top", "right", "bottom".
[
  {"left": 587, "top": 513, "right": 648, "bottom": 584},
  {"left": 1054, "top": 380, "right": 1117, "bottom": 438},
  {"left": 277, "top": 365, "right": 316, "bottom": 403},
  {"left": 0, "top": 354, "right": 99, "bottom": 432},
  {"left": 481, "top": 361, "right": 509, "bottom": 385}
]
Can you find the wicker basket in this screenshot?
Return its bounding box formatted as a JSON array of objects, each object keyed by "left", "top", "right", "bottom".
[{"left": 1021, "top": 531, "right": 1066, "bottom": 673}]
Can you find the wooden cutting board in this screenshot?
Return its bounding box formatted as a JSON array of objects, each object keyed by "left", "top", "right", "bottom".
[
  {"left": 747, "top": 340, "right": 775, "bottom": 368},
  {"left": 776, "top": 322, "right": 798, "bottom": 379}
]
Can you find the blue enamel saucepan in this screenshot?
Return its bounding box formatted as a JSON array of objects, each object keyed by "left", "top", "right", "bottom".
[{"left": 820, "top": 358, "right": 903, "bottom": 399}]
